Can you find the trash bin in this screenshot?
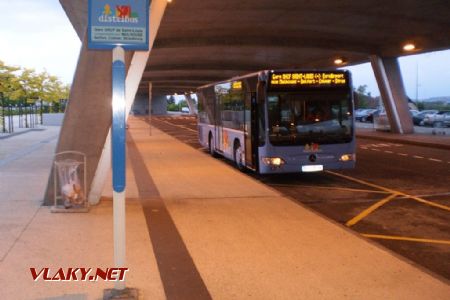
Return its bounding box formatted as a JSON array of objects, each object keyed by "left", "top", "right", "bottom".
[{"left": 51, "top": 151, "right": 89, "bottom": 212}]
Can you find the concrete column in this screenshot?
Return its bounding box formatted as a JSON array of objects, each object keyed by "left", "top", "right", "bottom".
[
  {"left": 43, "top": 34, "right": 114, "bottom": 205},
  {"left": 46, "top": 0, "right": 168, "bottom": 205},
  {"left": 370, "top": 55, "right": 414, "bottom": 134},
  {"left": 151, "top": 95, "right": 168, "bottom": 115},
  {"left": 185, "top": 93, "right": 198, "bottom": 114}
]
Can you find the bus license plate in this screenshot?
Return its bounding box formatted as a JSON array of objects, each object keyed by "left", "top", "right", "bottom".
[{"left": 302, "top": 165, "right": 323, "bottom": 172}]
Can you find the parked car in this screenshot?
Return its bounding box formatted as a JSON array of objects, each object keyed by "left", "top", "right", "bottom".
[
  {"left": 354, "top": 109, "right": 365, "bottom": 120},
  {"left": 412, "top": 110, "right": 438, "bottom": 125},
  {"left": 409, "top": 110, "right": 419, "bottom": 117},
  {"left": 422, "top": 111, "right": 450, "bottom": 127},
  {"left": 373, "top": 109, "right": 418, "bottom": 131},
  {"left": 181, "top": 107, "right": 190, "bottom": 113},
  {"left": 355, "top": 108, "right": 379, "bottom": 123},
  {"left": 373, "top": 110, "right": 390, "bottom": 131}
]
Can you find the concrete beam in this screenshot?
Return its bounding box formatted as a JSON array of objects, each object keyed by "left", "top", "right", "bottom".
[
  {"left": 142, "top": 69, "right": 251, "bottom": 80},
  {"left": 370, "top": 55, "right": 414, "bottom": 134},
  {"left": 153, "top": 34, "right": 377, "bottom": 54},
  {"left": 139, "top": 87, "right": 193, "bottom": 96},
  {"left": 150, "top": 85, "right": 199, "bottom": 90},
  {"left": 142, "top": 74, "right": 227, "bottom": 82},
  {"left": 149, "top": 80, "right": 212, "bottom": 85},
  {"left": 144, "top": 63, "right": 262, "bottom": 72}
]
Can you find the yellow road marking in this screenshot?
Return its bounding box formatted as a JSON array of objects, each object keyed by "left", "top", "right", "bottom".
[
  {"left": 406, "top": 195, "right": 450, "bottom": 212},
  {"left": 397, "top": 153, "right": 408, "bottom": 156},
  {"left": 268, "top": 184, "right": 390, "bottom": 194},
  {"left": 326, "top": 171, "right": 397, "bottom": 193},
  {"left": 326, "top": 171, "right": 450, "bottom": 212},
  {"left": 346, "top": 193, "right": 398, "bottom": 227},
  {"left": 397, "top": 192, "right": 450, "bottom": 199},
  {"left": 154, "top": 118, "right": 197, "bottom": 133},
  {"left": 180, "top": 125, "right": 197, "bottom": 133},
  {"left": 428, "top": 158, "right": 442, "bottom": 162},
  {"left": 362, "top": 234, "right": 450, "bottom": 245},
  {"left": 413, "top": 155, "right": 424, "bottom": 159}
]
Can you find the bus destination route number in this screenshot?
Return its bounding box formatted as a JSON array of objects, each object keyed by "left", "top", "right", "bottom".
[{"left": 269, "top": 72, "right": 347, "bottom": 88}]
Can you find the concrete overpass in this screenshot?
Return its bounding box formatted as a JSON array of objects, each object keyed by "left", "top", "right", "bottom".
[{"left": 45, "top": 0, "right": 450, "bottom": 204}]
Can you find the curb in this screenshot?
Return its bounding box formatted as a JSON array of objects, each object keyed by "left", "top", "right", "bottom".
[{"left": 356, "top": 133, "right": 450, "bottom": 150}]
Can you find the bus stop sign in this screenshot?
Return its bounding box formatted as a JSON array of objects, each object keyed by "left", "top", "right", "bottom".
[{"left": 88, "top": 0, "right": 149, "bottom": 50}]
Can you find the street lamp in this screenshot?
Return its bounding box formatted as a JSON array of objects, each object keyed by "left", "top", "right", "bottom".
[{"left": 0, "top": 92, "right": 5, "bottom": 133}]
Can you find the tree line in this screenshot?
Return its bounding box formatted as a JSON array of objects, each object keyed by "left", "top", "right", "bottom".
[
  {"left": 354, "top": 84, "right": 450, "bottom": 111},
  {"left": 0, "top": 60, "right": 70, "bottom": 108}
]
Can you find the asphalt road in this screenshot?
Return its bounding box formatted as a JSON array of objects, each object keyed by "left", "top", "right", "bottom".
[{"left": 146, "top": 115, "right": 450, "bottom": 281}]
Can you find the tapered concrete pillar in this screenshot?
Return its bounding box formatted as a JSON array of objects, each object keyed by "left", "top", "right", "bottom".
[
  {"left": 186, "top": 93, "right": 197, "bottom": 114},
  {"left": 370, "top": 56, "right": 414, "bottom": 134},
  {"left": 43, "top": 35, "right": 114, "bottom": 205},
  {"left": 46, "top": 0, "right": 168, "bottom": 205},
  {"left": 151, "top": 95, "right": 168, "bottom": 115}
]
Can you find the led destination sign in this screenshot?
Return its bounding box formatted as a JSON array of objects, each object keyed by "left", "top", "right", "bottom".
[
  {"left": 232, "top": 81, "right": 242, "bottom": 90},
  {"left": 269, "top": 72, "right": 347, "bottom": 89}
]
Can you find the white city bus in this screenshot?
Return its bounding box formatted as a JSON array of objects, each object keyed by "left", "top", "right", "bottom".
[{"left": 197, "top": 70, "right": 355, "bottom": 174}]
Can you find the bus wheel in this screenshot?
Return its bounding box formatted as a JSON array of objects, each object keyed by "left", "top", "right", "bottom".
[
  {"left": 208, "top": 133, "right": 216, "bottom": 157},
  {"left": 234, "top": 141, "right": 244, "bottom": 171}
]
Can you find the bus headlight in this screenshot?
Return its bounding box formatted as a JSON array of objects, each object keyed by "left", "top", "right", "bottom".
[
  {"left": 262, "top": 157, "right": 286, "bottom": 167},
  {"left": 339, "top": 154, "right": 355, "bottom": 162}
]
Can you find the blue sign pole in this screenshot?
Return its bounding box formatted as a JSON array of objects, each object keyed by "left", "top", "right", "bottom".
[
  {"left": 88, "top": 0, "right": 149, "bottom": 294},
  {"left": 112, "top": 48, "right": 126, "bottom": 194},
  {"left": 112, "top": 46, "right": 126, "bottom": 291}
]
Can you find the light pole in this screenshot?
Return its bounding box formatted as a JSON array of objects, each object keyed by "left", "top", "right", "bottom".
[
  {"left": 40, "top": 98, "right": 43, "bottom": 125},
  {"left": 0, "top": 92, "right": 5, "bottom": 133}
]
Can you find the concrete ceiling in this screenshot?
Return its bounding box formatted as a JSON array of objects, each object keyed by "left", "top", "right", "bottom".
[{"left": 61, "top": 0, "right": 450, "bottom": 96}]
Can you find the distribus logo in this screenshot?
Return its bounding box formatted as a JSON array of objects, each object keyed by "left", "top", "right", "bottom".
[
  {"left": 98, "top": 4, "right": 139, "bottom": 23},
  {"left": 30, "top": 267, "right": 129, "bottom": 282}
]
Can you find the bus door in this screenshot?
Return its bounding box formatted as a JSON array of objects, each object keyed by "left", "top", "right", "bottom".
[
  {"left": 215, "top": 94, "right": 223, "bottom": 153},
  {"left": 244, "top": 92, "right": 258, "bottom": 170}
]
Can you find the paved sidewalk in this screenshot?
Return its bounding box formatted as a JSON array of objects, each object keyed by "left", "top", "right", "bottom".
[
  {"left": 0, "top": 119, "right": 449, "bottom": 299},
  {"left": 127, "top": 117, "right": 450, "bottom": 299},
  {"left": 0, "top": 126, "right": 164, "bottom": 300}
]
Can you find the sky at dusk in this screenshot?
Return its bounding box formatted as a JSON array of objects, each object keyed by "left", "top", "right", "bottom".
[{"left": 1, "top": 0, "right": 449, "bottom": 100}]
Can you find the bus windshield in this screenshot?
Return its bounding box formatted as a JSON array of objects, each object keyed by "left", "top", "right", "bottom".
[{"left": 267, "top": 90, "right": 353, "bottom": 146}]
